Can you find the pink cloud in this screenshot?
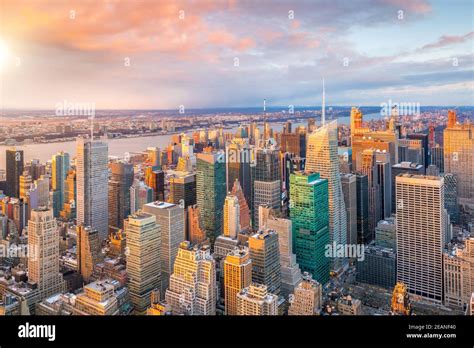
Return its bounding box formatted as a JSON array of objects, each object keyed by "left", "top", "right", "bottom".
[{"left": 422, "top": 31, "right": 474, "bottom": 50}]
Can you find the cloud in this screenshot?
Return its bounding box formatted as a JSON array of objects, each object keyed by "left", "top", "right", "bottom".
[{"left": 422, "top": 31, "right": 474, "bottom": 50}]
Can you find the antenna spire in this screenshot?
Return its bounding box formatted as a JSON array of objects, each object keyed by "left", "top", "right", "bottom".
[{"left": 322, "top": 78, "right": 326, "bottom": 125}]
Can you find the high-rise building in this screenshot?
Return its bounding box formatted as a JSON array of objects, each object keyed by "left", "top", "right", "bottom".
[
  {"left": 231, "top": 179, "right": 251, "bottom": 233},
  {"left": 76, "top": 137, "right": 109, "bottom": 240},
  {"left": 356, "top": 174, "right": 370, "bottom": 244},
  {"left": 76, "top": 225, "right": 102, "bottom": 283},
  {"left": 443, "top": 173, "right": 459, "bottom": 225},
  {"left": 249, "top": 229, "right": 281, "bottom": 296},
  {"left": 443, "top": 110, "right": 474, "bottom": 223},
  {"left": 407, "top": 133, "right": 429, "bottom": 168},
  {"left": 264, "top": 215, "right": 302, "bottom": 299},
  {"left": 396, "top": 174, "right": 447, "bottom": 302},
  {"left": 236, "top": 283, "right": 278, "bottom": 315},
  {"left": 6, "top": 148, "right": 24, "bottom": 198},
  {"left": 288, "top": 273, "right": 322, "bottom": 315},
  {"left": 196, "top": 151, "right": 226, "bottom": 243},
  {"left": 290, "top": 172, "right": 330, "bottom": 284},
  {"left": 224, "top": 248, "right": 252, "bottom": 315},
  {"left": 431, "top": 145, "right": 444, "bottom": 173},
  {"left": 223, "top": 195, "right": 240, "bottom": 239},
  {"left": 108, "top": 161, "right": 134, "bottom": 229},
  {"left": 375, "top": 217, "right": 396, "bottom": 250},
  {"left": 125, "top": 212, "right": 161, "bottom": 314},
  {"left": 225, "top": 139, "right": 251, "bottom": 205},
  {"left": 130, "top": 180, "right": 153, "bottom": 214},
  {"left": 359, "top": 149, "right": 379, "bottom": 235},
  {"left": 398, "top": 138, "right": 425, "bottom": 167},
  {"left": 34, "top": 175, "right": 50, "bottom": 209},
  {"left": 51, "top": 152, "right": 70, "bottom": 217},
  {"left": 356, "top": 242, "right": 396, "bottom": 289},
  {"left": 165, "top": 241, "right": 216, "bottom": 315},
  {"left": 143, "top": 201, "right": 185, "bottom": 297},
  {"left": 391, "top": 162, "right": 424, "bottom": 214},
  {"left": 375, "top": 150, "right": 392, "bottom": 220},
  {"left": 60, "top": 170, "right": 76, "bottom": 219},
  {"left": 305, "top": 120, "right": 347, "bottom": 272},
  {"left": 19, "top": 171, "right": 32, "bottom": 201},
  {"left": 168, "top": 172, "right": 196, "bottom": 208},
  {"left": 27, "top": 208, "right": 66, "bottom": 300},
  {"left": 341, "top": 173, "right": 358, "bottom": 246},
  {"left": 144, "top": 167, "right": 165, "bottom": 202},
  {"left": 187, "top": 205, "right": 206, "bottom": 245},
  {"left": 253, "top": 180, "right": 281, "bottom": 229}
]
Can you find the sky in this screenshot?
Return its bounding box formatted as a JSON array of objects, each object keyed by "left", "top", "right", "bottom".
[{"left": 0, "top": 0, "right": 473, "bottom": 109}]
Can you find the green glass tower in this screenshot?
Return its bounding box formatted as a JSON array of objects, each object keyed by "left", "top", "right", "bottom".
[
  {"left": 289, "top": 171, "right": 330, "bottom": 285},
  {"left": 196, "top": 151, "right": 226, "bottom": 244},
  {"left": 52, "top": 152, "right": 70, "bottom": 217}
]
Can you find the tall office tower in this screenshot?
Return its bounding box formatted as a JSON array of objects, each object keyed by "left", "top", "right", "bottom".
[
  {"left": 351, "top": 107, "right": 399, "bottom": 169},
  {"left": 396, "top": 174, "right": 447, "bottom": 302},
  {"left": 108, "top": 161, "right": 134, "bottom": 229},
  {"left": 60, "top": 169, "right": 76, "bottom": 219},
  {"left": 306, "top": 121, "right": 347, "bottom": 271},
  {"left": 307, "top": 118, "right": 316, "bottom": 133},
  {"left": 375, "top": 150, "right": 392, "bottom": 220},
  {"left": 398, "top": 138, "right": 424, "bottom": 166},
  {"left": 340, "top": 173, "right": 358, "bottom": 246},
  {"left": 288, "top": 273, "right": 322, "bottom": 315},
  {"left": 125, "top": 212, "right": 161, "bottom": 314},
  {"left": 34, "top": 175, "right": 50, "bottom": 208},
  {"left": 223, "top": 195, "right": 240, "bottom": 239},
  {"left": 76, "top": 137, "right": 109, "bottom": 240},
  {"left": 12, "top": 198, "right": 27, "bottom": 235},
  {"left": 144, "top": 167, "right": 165, "bottom": 202},
  {"left": 407, "top": 133, "right": 429, "bottom": 168},
  {"left": 76, "top": 225, "right": 102, "bottom": 283},
  {"left": 27, "top": 208, "right": 66, "bottom": 300},
  {"left": 169, "top": 172, "right": 196, "bottom": 208},
  {"left": 444, "top": 110, "right": 474, "bottom": 223},
  {"left": 165, "top": 242, "right": 216, "bottom": 315},
  {"left": 231, "top": 180, "right": 251, "bottom": 233},
  {"left": 391, "top": 162, "right": 425, "bottom": 214},
  {"left": 224, "top": 248, "right": 252, "bottom": 315},
  {"left": 251, "top": 146, "right": 281, "bottom": 226},
  {"left": 19, "top": 171, "right": 32, "bottom": 200},
  {"left": 356, "top": 174, "right": 370, "bottom": 244},
  {"left": 280, "top": 131, "right": 306, "bottom": 158},
  {"left": 356, "top": 242, "right": 396, "bottom": 289},
  {"left": 187, "top": 205, "right": 206, "bottom": 245},
  {"left": 249, "top": 229, "right": 281, "bottom": 295},
  {"left": 196, "top": 151, "right": 226, "bottom": 243},
  {"left": 6, "top": 148, "right": 24, "bottom": 198},
  {"left": 375, "top": 217, "right": 396, "bottom": 250},
  {"left": 253, "top": 180, "right": 281, "bottom": 229},
  {"left": 51, "top": 152, "right": 70, "bottom": 217},
  {"left": 130, "top": 180, "right": 153, "bottom": 214},
  {"left": 265, "top": 216, "right": 302, "bottom": 298},
  {"left": 290, "top": 172, "right": 330, "bottom": 284},
  {"left": 236, "top": 283, "right": 278, "bottom": 315},
  {"left": 359, "top": 149, "right": 379, "bottom": 235},
  {"left": 443, "top": 237, "right": 474, "bottom": 309},
  {"left": 146, "top": 147, "right": 161, "bottom": 167},
  {"left": 143, "top": 201, "right": 185, "bottom": 297},
  {"left": 225, "top": 139, "right": 251, "bottom": 204},
  {"left": 443, "top": 173, "right": 459, "bottom": 224},
  {"left": 431, "top": 145, "right": 444, "bottom": 173}
]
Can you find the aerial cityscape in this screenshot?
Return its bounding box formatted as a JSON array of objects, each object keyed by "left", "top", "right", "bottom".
[{"left": 0, "top": 1, "right": 473, "bottom": 341}]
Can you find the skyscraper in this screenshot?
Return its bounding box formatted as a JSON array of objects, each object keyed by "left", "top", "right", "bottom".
[
  {"left": 225, "top": 139, "right": 251, "bottom": 205},
  {"left": 341, "top": 173, "right": 358, "bottom": 246},
  {"left": 144, "top": 167, "right": 165, "bottom": 202},
  {"left": 231, "top": 179, "right": 251, "bottom": 233},
  {"left": 249, "top": 229, "right": 281, "bottom": 296},
  {"left": 76, "top": 225, "right": 102, "bottom": 283},
  {"left": 223, "top": 195, "right": 240, "bottom": 239},
  {"left": 27, "top": 208, "right": 66, "bottom": 300},
  {"left": 264, "top": 216, "right": 302, "bottom": 298},
  {"left": 290, "top": 172, "right": 330, "bottom": 284},
  {"left": 143, "top": 201, "right": 185, "bottom": 297},
  {"left": 76, "top": 137, "right": 109, "bottom": 240},
  {"left": 305, "top": 120, "right": 347, "bottom": 272},
  {"left": 165, "top": 241, "right": 216, "bottom": 315},
  {"left": 391, "top": 162, "right": 425, "bottom": 215},
  {"left": 224, "top": 248, "right": 252, "bottom": 315},
  {"left": 253, "top": 180, "right": 281, "bottom": 230},
  {"left": 125, "top": 211, "right": 161, "bottom": 314},
  {"left": 6, "top": 148, "right": 24, "bottom": 198},
  {"left": 396, "top": 174, "right": 447, "bottom": 302},
  {"left": 443, "top": 110, "right": 474, "bottom": 223},
  {"left": 130, "top": 179, "right": 153, "bottom": 214},
  {"left": 51, "top": 152, "right": 70, "bottom": 217},
  {"left": 168, "top": 172, "right": 196, "bottom": 208},
  {"left": 108, "top": 161, "right": 134, "bottom": 229},
  {"left": 196, "top": 151, "right": 226, "bottom": 243}
]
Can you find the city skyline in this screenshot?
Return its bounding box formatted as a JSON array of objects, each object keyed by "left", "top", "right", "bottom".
[{"left": 1, "top": 0, "right": 473, "bottom": 109}]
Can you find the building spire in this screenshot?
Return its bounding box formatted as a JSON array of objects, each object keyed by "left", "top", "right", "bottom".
[{"left": 322, "top": 78, "right": 326, "bottom": 125}]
